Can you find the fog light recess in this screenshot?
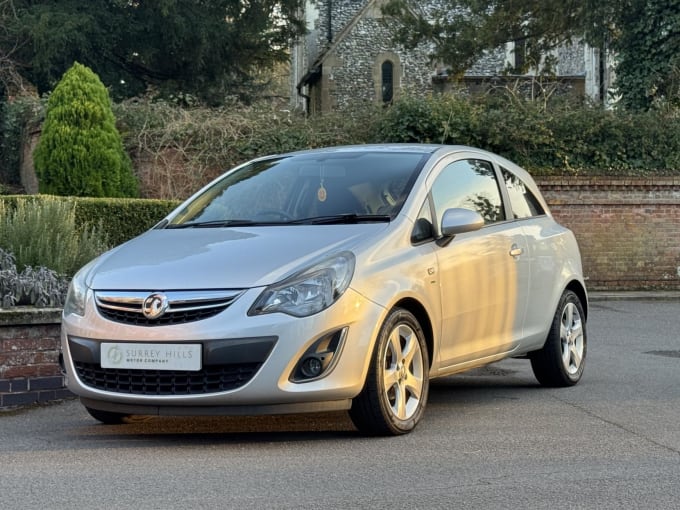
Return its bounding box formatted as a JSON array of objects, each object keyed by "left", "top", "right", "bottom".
[
  {"left": 300, "top": 356, "right": 324, "bottom": 378},
  {"left": 291, "top": 327, "right": 347, "bottom": 382}
]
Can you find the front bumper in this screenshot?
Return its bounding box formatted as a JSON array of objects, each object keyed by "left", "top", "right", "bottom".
[
  {"left": 61, "top": 287, "right": 385, "bottom": 413},
  {"left": 79, "top": 396, "right": 352, "bottom": 417},
  {"left": 68, "top": 335, "right": 277, "bottom": 395}
]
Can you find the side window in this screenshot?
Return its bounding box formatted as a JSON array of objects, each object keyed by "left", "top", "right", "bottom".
[
  {"left": 431, "top": 159, "right": 505, "bottom": 225},
  {"left": 411, "top": 199, "right": 434, "bottom": 244},
  {"left": 501, "top": 167, "right": 545, "bottom": 219}
]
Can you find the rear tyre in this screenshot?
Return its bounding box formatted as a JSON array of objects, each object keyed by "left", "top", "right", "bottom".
[
  {"left": 350, "top": 308, "right": 429, "bottom": 436},
  {"left": 85, "top": 406, "right": 129, "bottom": 425},
  {"left": 530, "top": 290, "right": 586, "bottom": 387}
]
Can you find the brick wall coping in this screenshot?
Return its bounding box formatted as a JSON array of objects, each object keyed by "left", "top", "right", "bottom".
[
  {"left": 0, "top": 307, "right": 62, "bottom": 327},
  {"left": 535, "top": 176, "right": 680, "bottom": 187},
  {"left": 535, "top": 176, "right": 680, "bottom": 206}
]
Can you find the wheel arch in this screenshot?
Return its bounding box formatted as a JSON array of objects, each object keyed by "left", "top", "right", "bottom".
[
  {"left": 565, "top": 279, "right": 588, "bottom": 321},
  {"left": 392, "top": 297, "right": 434, "bottom": 369}
]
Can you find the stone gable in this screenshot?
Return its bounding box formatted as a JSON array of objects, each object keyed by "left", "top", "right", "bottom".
[{"left": 292, "top": 1, "right": 607, "bottom": 112}]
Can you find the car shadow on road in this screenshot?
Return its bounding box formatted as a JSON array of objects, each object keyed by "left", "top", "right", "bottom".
[
  {"left": 62, "top": 363, "right": 541, "bottom": 446},
  {"left": 428, "top": 364, "right": 540, "bottom": 404},
  {"left": 69, "top": 410, "right": 359, "bottom": 445}
]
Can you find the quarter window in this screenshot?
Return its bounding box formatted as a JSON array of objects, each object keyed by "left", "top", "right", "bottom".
[
  {"left": 431, "top": 159, "right": 505, "bottom": 225},
  {"left": 411, "top": 200, "right": 434, "bottom": 244},
  {"left": 501, "top": 167, "right": 545, "bottom": 219}
]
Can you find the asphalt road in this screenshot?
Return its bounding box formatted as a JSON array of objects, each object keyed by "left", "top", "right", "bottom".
[{"left": 1, "top": 299, "right": 679, "bottom": 509}]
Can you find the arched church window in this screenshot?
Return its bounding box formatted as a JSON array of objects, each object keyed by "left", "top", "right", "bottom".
[{"left": 381, "top": 60, "right": 394, "bottom": 104}]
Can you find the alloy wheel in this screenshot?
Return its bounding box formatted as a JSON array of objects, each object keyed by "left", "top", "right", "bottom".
[
  {"left": 382, "top": 323, "right": 425, "bottom": 421},
  {"left": 560, "top": 302, "right": 584, "bottom": 375}
]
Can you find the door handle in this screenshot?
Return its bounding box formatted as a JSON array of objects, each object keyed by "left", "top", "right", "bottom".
[{"left": 509, "top": 245, "right": 523, "bottom": 257}]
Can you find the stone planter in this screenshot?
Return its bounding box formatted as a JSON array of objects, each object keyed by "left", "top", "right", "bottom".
[{"left": 0, "top": 307, "right": 73, "bottom": 409}]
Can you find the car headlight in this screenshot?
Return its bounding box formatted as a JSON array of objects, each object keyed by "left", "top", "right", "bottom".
[
  {"left": 249, "top": 252, "right": 355, "bottom": 317},
  {"left": 63, "top": 259, "right": 97, "bottom": 317}
]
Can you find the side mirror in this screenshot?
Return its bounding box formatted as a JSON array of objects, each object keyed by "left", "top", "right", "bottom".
[{"left": 437, "top": 208, "right": 484, "bottom": 247}]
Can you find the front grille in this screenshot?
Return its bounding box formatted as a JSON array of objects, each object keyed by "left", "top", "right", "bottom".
[
  {"left": 98, "top": 306, "right": 227, "bottom": 326},
  {"left": 95, "top": 290, "right": 243, "bottom": 326},
  {"left": 74, "top": 362, "right": 261, "bottom": 395}
]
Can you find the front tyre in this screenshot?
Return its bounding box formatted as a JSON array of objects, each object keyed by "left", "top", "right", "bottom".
[
  {"left": 350, "top": 308, "right": 429, "bottom": 436},
  {"left": 530, "top": 290, "right": 587, "bottom": 387}
]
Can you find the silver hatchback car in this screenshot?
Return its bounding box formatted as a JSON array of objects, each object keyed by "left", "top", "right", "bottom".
[{"left": 61, "top": 145, "right": 587, "bottom": 435}]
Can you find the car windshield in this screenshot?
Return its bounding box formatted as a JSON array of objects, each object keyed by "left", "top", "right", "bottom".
[{"left": 167, "top": 151, "right": 428, "bottom": 226}]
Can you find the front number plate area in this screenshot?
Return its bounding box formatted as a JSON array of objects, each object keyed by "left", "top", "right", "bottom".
[{"left": 101, "top": 342, "right": 202, "bottom": 371}]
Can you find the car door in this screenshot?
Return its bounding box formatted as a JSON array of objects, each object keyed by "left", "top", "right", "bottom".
[
  {"left": 429, "top": 156, "right": 530, "bottom": 369},
  {"left": 499, "top": 165, "right": 566, "bottom": 348}
]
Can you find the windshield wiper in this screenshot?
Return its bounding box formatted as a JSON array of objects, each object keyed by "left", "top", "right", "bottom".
[
  {"left": 166, "top": 219, "right": 272, "bottom": 229},
  {"left": 166, "top": 214, "right": 392, "bottom": 228},
  {"left": 289, "top": 214, "right": 392, "bottom": 225}
]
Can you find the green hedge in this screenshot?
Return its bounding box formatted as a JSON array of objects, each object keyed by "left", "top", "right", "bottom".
[
  {"left": 72, "top": 197, "right": 180, "bottom": 245},
  {"left": 3, "top": 94, "right": 680, "bottom": 202},
  {"left": 376, "top": 94, "right": 680, "bottom": 175},
  {"left": 0, "top": 195, "right": 179, "bottom": 247}
]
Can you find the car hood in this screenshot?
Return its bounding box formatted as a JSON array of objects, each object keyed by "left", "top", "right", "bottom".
[{"left": 87, "top": 225, "right": 385, "bottom": 290}]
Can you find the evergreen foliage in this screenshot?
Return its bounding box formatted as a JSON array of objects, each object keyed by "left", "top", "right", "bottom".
[
  {"left": 1, "top": 0, "right": 306, "bottom": 104},
  {"left": 613, "top": 0, "right": 680, "bottom": 110},
  {"left": 33, "top": 62, "right": 138, "bottom": 197}
]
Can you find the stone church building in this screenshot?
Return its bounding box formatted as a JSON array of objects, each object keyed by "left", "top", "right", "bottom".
[{"left": 291, "top": 0, "right": 612, "bottom": 113}]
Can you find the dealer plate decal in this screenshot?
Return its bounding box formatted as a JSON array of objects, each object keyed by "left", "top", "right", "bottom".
[{"left": 101, "top": 342, "right": 202, "bottom": 371}]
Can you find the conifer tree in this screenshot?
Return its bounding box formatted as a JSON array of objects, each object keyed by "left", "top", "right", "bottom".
[
  {"left": 1, "top": 0, "right": 306, "bottom": 104},
  {"left": 34, "top": 62, "right": 137, "bottom": 197}
]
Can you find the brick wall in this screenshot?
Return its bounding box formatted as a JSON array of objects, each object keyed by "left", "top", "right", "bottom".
[
  {"left": 0, "top": 308, "right": 71, "bottom": 408},
  {"left": 537, "top": 177, "right": 680, "bottom": 291}
]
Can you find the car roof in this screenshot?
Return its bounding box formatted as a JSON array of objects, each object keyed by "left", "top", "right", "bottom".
[
  {"left": 277, "top": 144, "right": 520, "bottom": 162},
  {"left": 250, "top": 144, "right": 538, "bottom": 187},
  {"left": 278, "top": 145, "right": 534, "bottom": 177},
  {"left": 281, "top": 144, "right": 444, "bottom": 156}
]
